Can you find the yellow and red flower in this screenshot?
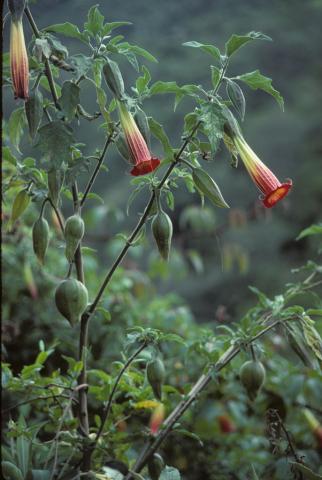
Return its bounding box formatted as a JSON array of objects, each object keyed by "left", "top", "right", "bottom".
[
  {"left": 117, "top": 101, "right": 160, "bottom": 176},
  {"left": 9, "top": 0, "right": 29, "bottom": 100},
  {"left": 226, "top": 128, "right": 292, "bottom": 208}
]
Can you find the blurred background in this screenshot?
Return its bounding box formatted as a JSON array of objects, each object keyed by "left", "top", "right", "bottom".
[{"left": 2, "top": 0, "right": 322, "bottom": 335}]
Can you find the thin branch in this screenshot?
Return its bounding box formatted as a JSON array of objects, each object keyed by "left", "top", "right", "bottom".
[
  {"left": 2, "top": 394, "right": 77, "bottom": 413},
  {"left": 80, "top": 127, "right": 116, "bottom": 207},
  {"left": 124, "top": 319, "right": 280, "bottom": 479},
  {"left": 93, "top": 342, "right": 148, "bottom": 447},
  {"left": 47, "top": 197, "right": 64, "bottom": 233}
]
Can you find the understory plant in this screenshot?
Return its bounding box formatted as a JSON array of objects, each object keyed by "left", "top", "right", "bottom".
[{"left": 2, "top": 2, "right": 322, "bottom": 480}]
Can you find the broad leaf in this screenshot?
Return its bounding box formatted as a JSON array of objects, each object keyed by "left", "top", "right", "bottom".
[
  {"left": 102, "top": 21, "right": 132, "bottom": 36},
  {"left": 198, "top": 101, "right": 226, "bottom": 154},
  {"left": 225, "top": 31, "right": 272, "bottom": 57},
  {"left": 297, "top": 223, "right": 322, "bottom": 240},
  {"left": 84, "top": 5, "right": 104, "bottom": 36},
  {"left": 10, "top": 190, "right": 30, "bottom": 225},
  {"left": 183, "top": 41, "right": 221, "bottom": 61},
  {"left": 8, "top": 107, "right": 26, "bottom": 153},
  {"left": 236, "top": 70, "right": 284, "bottom": 110},
  {"left": 45, "top": 22, "right": 87, "bottom": 43},
  {"left": 36, "top": 121, "right": 74, "bottom": 170},
  {"left": 148, "top": 117, "right": 173, "bottom": 159},
  {"left": 59, "top": 81, "right": 80, "bottom": 121}
]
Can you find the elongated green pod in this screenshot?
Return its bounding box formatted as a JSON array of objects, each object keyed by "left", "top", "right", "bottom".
[
  {"left": 25, "top": 87, "right": 43, "bottom": 139},
  {"left": 103, "top": 58, "right": 124, "bottom": 100},
  {"left": 55, "top": 278, "right": 88, "bottom": 326},
  {"left": 64, "top": 214, "right": 85, "bottom": 262},
  {"left": 32, "top": 216, "right": 49, "bottom": 264},
  {"left": 147, "top": 357, "right": 166, "bottom": 400},
  {"left": 134, "top": 108, "right": 151, "bottom": 148},
  {"left": 148, "top": 453, "right": 165, "bottom": 480},
  {"left": 151, "top": 211, "right": 173, "bottom": 261},
  {"left": 10, "top": 189, "right": 30, "bottom": 226},
  {"left": 192, "top": 167, "right": 229, "bottom": 208}
]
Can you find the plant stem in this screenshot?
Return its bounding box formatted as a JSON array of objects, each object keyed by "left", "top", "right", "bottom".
[
  {"left": 80, "top": 128, "right": 116, "bottom": 207},
  {"left": 124, "top": 319, "right": 280, "bottom": 479},
  {"left": 47, "top": 197, "right": 65, "bottom": 233},
  {"left": 24, "top": 6, "right": 60, "bottom": 109},
  {"left": 88, "top": 121, "right": 201, "bottom": 315},
  {"left": 93, "top": 342, "right": 147, "bottom": 446}
]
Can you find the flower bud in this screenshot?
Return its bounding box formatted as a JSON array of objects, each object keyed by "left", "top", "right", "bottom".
[
  {"left": 55, "top": 278, "right": 88, "bottom": 326},
  {"left": 218, "top": 414, "right": 236, "bottom": 433},
  {"left": 147, "top": 357, "right": 166, "bottom": 400},
  {"left": 134, "top": 108, "right": 151, "bottom": 148},
  {"left": 151, "top": 211, "right": 173, "bottom": 261},
  {"left": 149, "top": 403, "right": 165, "bottom": 435},
  {"left": 32, "top": 216, "right": 49, "bottom": 264},
  {"left": 103, "top": 58, "right": 124, "bottom": 100},
  {"left": 239, "top": 360, "right": 266, "bottom": 400},
  {"left": 148, "top": 453, "right": 165, "bottom": 480},
  {"left": 64, "top": 214, "right": 85, "bottom": 263},
  {"left": 25, "top": 88, "right": 43, "bottom": 139}
]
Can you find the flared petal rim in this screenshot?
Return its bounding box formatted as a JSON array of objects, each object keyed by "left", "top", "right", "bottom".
[
  {"left": 130, "top": 158, "right": 160, "bottom": 176},
  {"left": 262, "top": 179, "right": 292, "bottom": 208}
]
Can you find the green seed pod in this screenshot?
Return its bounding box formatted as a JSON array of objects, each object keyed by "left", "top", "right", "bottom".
[
  {"left": 192, "top": 168, "right": 229, "bottom": 209},
  {"left": 151, "top": 211, "right": 173, "bottom": 261},
  {"left": 147, "top": 453, "right": 165, "bottom": 480},
  {"left": 147, "top": 357, "right": 166, "bottom": 400},
  {"left": 239, "top": 360, "right": 266, "bottom": 401},
  {"left": 25, "top": 87, "right": 43, "bottom": 140},
  {"left": 226, "top": 79, "right": 246, "bottom": 121},
  {"left": 134, "top": 108, "right": 151, "bottom": 148},
  {"left": 48, "top": 169, "right": 64, "bottom": 207},
  {"left": 10, "top": 189, "right": 30, "bottom": 225},
  {"left": 1, "top": 461, "right": 24, "bottom": 480},
  {"left": 32, "top": 216, "right": 49, "bottom": 264},
  {"left": 103, "top": 58, "right": 124, "bottom": 100},
  {"left": 55, "top": 278, "right": 88, "bottom": 326},
  {"left": 64, "top": 214, "right": 85, "bottom": 262}
]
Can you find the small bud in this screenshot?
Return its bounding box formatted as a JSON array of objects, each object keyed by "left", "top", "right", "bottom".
[
  {"left": 64, "top": 214, "right": 85, "bottom": 262},
  {"left": 218, "top": 414, "right": 236, "bottom": 433},
  {"left": 151, "top": 211, "right": 173, "bottom": 261},
  {"left": 48, "top": 169, "right": 64, "bottom": 207},
  {"left": 25, "top": 88, "right": 43, "bottom": 139},
  {"left": 148, "top": 453, "right": 165, "bottom": 480},
  {"left": 239, "top": 360, "right": 266, "bottom": 400},
  {"left": 103, "top": 58, "right": 124, "bottom": 100},
  {"left": 55, "top": 278, "right": 88, "bottom": 326},
  {"left": 147, "top": 357, "right": 166, "bottom": 400},
  {"left": 32, "top": 216, "right": 49, "bottom": 264}
]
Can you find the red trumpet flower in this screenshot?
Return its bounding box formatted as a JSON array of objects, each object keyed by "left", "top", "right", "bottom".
[
  {"left": 117, "top": 101, "right": 160, "bottom": 176},
  {"left": 229, "top": 132, "right": 292, "bottom": 208},
  {"left": 9, "top": 0, "right": 29, "bottom": 100}
]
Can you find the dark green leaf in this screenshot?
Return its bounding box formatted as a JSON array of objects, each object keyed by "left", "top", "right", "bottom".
[
  {"left": 192, "top": 168, "right": 229, "bottom": 208},
  {"left": 198, "top": 101, "right": 226, "bottom": 154},
  {"left": 45, "top": 22, "right": 87, "bottom": 43},
  {"left": 136, "top": 65, "right": 151, "bottom": 94},
  {"left": 118, "top": 42, "right": 158, "bottom": 63},
  {"left": 148, "top": 117, "right": 173, "bottom": 159},
  {"left": 84, "top": 5, "right": 104, "bottom": 36},
  {"left": 2, "top": 146, "right": 17, "bottom": 166},
  {"left": 16, "top": 418, "right": 30, "bottom": 478},
  {"left": 102, "top": 21, "right": 132, "bottom": 36},
  {"left": 290, "top": 463, "right": 322, "bottom": 480},
  {"left": 236, "top": 70, "right": 284, "bottom": 110},
  {"left": 10, "top": 190, "right": 30, "bottom": 224},
  {"left": 9, "top": 107, "right": 26, "bottom": 153},
  {"left": 59, "top": 81, "right": 80, "bottom": 121},
  {"left": 183, "top": 41, "right": 221, "bottom": 61},
  {"left": 36, "top": 121, "right": 74, "bottom": 170},
  {"left": 301, "top": 315, "right": 322, "bottom": 361},
  {"left": 25, "top": 88, "right": 43, "bottom": 139},
  {"left": 211, "top": 65, "right": 221, "bottom": 89},
  {"left": 1, "top": 461, "right": 24, "bottom": 480},
  {"left": 225, "top": 31, "right": 272, "bottom": 57}
]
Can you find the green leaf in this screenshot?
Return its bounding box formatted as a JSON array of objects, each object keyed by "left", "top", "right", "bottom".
[
  {"left": 183, "top": 41, "right": 221, "bottom": 61},
  {"left": 136, "top": 65, "right": 151, "bottom": 94},
  {"left": 301, "top": 315, "right": 322, "bottom": 361},
  {"left": 236, "top": 70, "right": 284, "bottom": 110},
  {"left": 226, "top": 79, "right": 246, "bottom": 120},
  {"left": 159, "top": 466, "right": 181, "bottom": 480},
  {"left": 36, "top": 121, "right": 74, "bottom": 170},
  {"left": 192, "top": 168, "right": 229, "bottom": 208},
  {"left": 148, "top": 117, "right": 173, "bottom": 159},
  {"left": 174, "top": 428, "right": 203, "bottom": 446},
  {"left": 250, "top": 464, "right": 260, "bottom": 480},
  {"left": 45, "top": 22, "right": 87, "bottom": 42},
  {"left": 297, "top": 223, "right": 322, "bottom": 240},
  {"left": 84, "top": 5, "right": 104, "bottom": 36},
  {"left": 284, "top": 322, "right": 319, "bottom": 370},
  {"left": 59, "top": 81, "right": 80, "bottom": 121},
  {"left": 9, "top": 107, "right": 26, "bottom": 153},
  {"left": 210, "top": 65, "right": 221, "bottom": 90},
  {"left": 102, "top": 21, "right": 132, "bottom": 36},
  {"left": 290, "top": 463, "right": 322, "bottom": 480},
  {"left": 2, "top": 146, "right": 17, "bottom": 166},
  {"left": 118, "top": 42, "right": 158, "bottom": 63},
  {"left": 198, "top": 101, "right": 226, "bottom": 154},
  {"left": 10, "top": 190, "right": 30, "bottom": 224},
  {"left": 31, "top": 470, "right": 51, "bottom": 480},
  {"left": 16, "top": 418, "right": 31, "bottom": 478},
  {"left": 1, "top": 462, "right": 24, "bottom": 480},
  {"left": 25, "top": 88, "right": 43, "bottom": 140},
  {"left": 225, "top": 31, "right": 272, "bottom": 57}
]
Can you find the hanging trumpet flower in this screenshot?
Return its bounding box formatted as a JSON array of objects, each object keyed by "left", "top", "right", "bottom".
[
  {"left": 225, "top": 125, "right": 292, "bottom": 208},
  {"left": 117, "top": 101, "right": 160, "bottom": 176},
  {"left": 8, "top": 0, "right": 29, "bottom": 100}
]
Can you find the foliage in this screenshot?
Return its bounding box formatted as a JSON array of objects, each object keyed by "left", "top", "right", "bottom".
[{"left": 2, "top": 2, "right": 322, "bottom": 480}]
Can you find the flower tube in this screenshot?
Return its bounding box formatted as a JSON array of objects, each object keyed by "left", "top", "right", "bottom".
[
  {"left": 9, "top": 0, "right": 29, "bottom": 100},
  {"left": 117, "top": 101, "right": 160, "bottom": 176}
]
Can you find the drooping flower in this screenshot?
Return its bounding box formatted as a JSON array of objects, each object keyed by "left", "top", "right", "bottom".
[
  {"left": 225, "top": 127, "right": 292, "bottom": 208},
  {"left": 9, "top": 0, "right": 29, "bottom": 100},
  {"left": 117, "top": 101, "right": 160, "bottom": 176},
  {"left": 149, "top": 403, "right": 165, "bottom": 435}
]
